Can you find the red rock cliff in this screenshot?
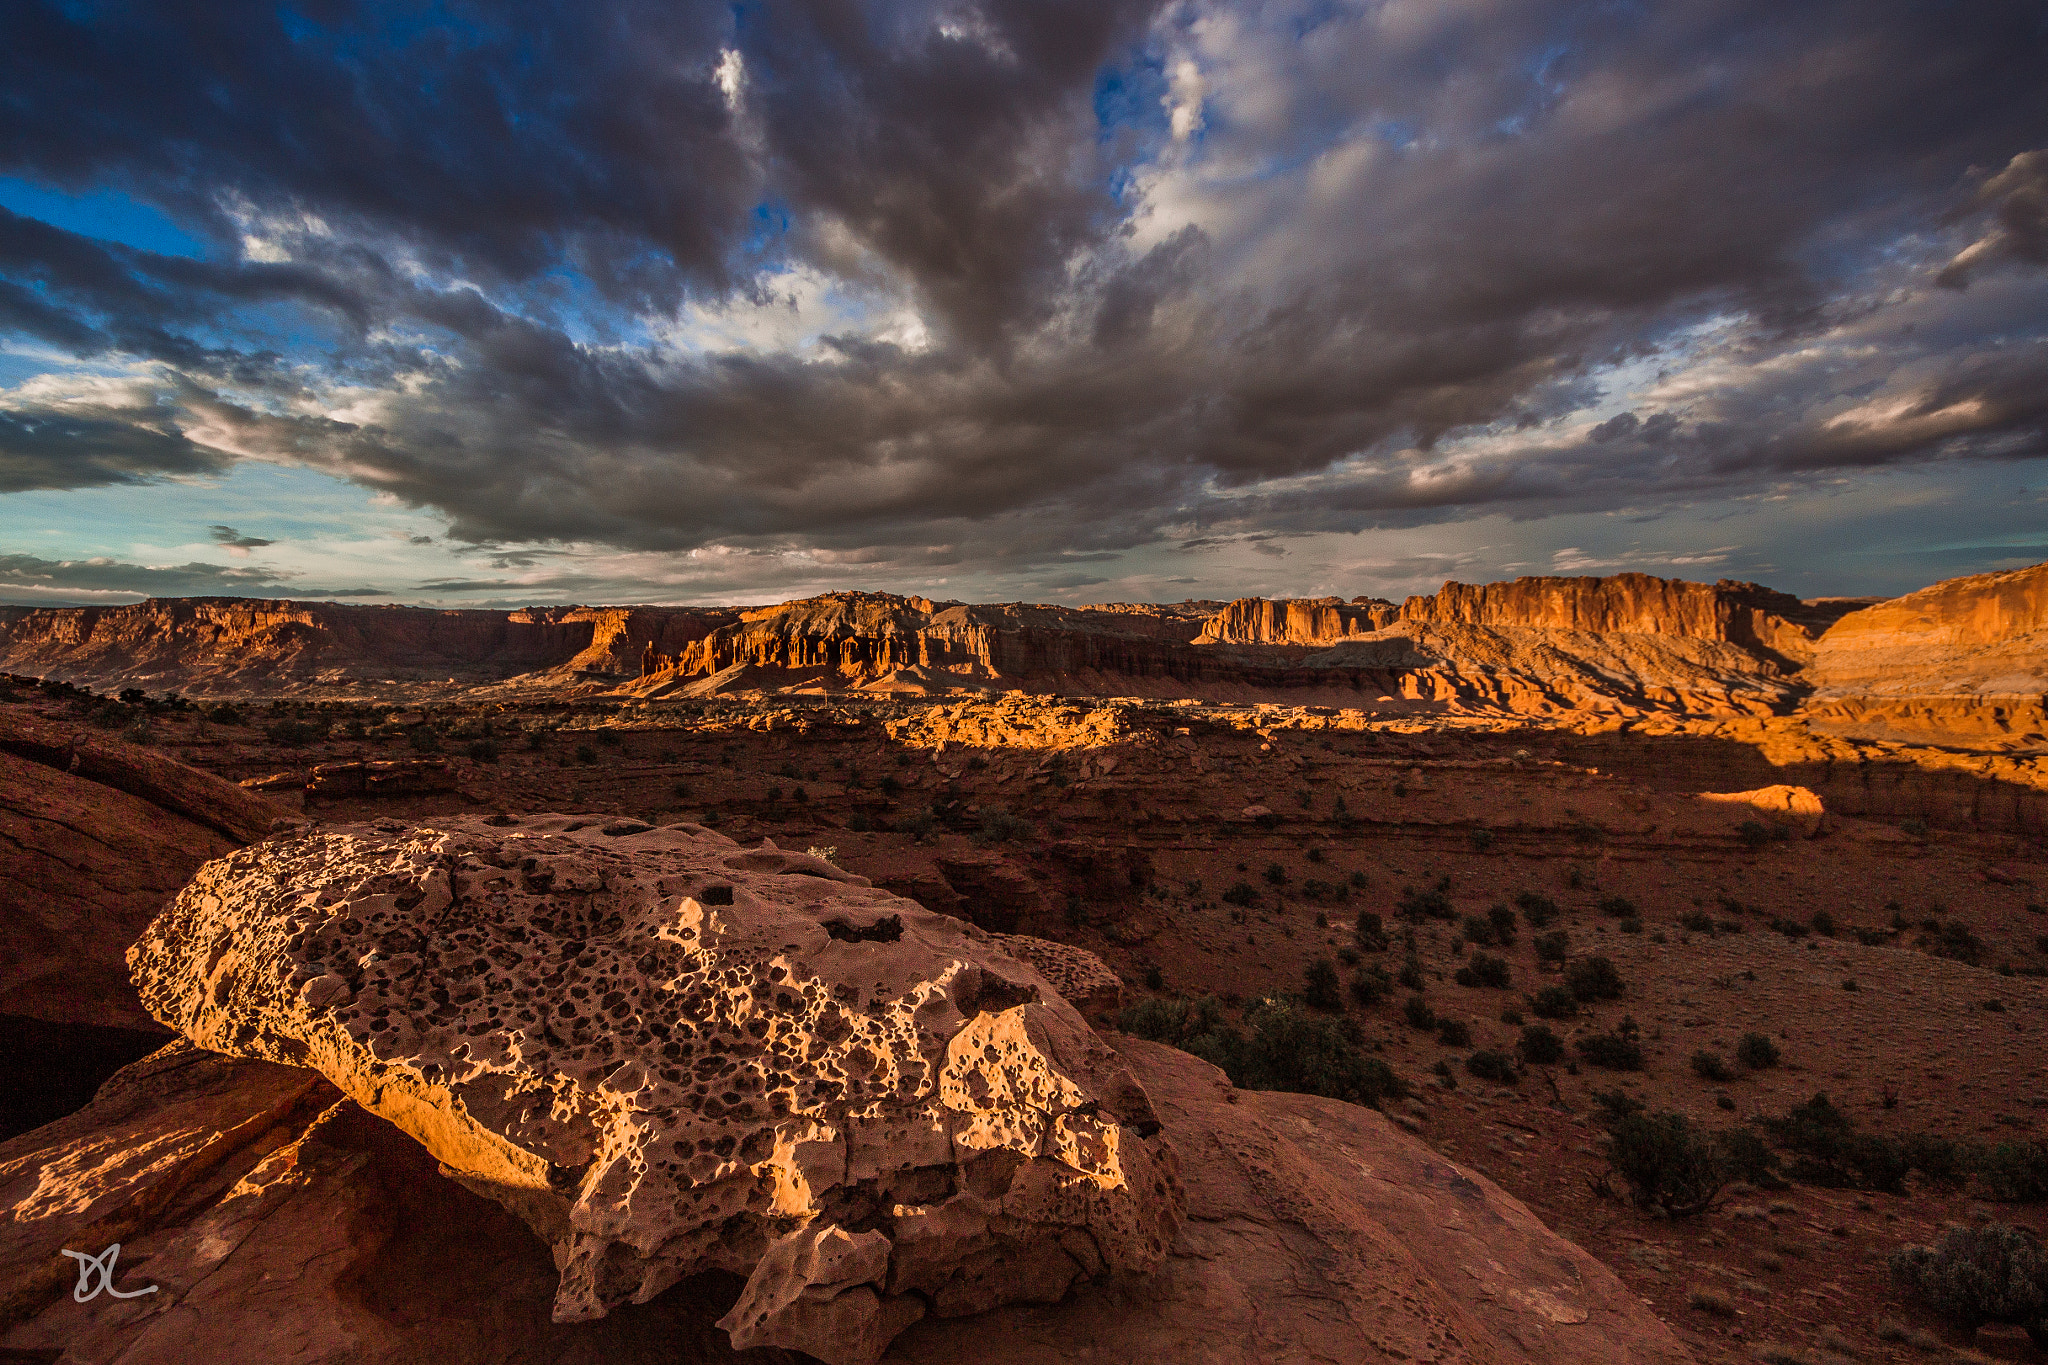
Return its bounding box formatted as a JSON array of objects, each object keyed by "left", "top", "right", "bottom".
[
  {"left": 0, "top": 598, "right": 731, "bottom": 693},
  {"left": 1194, "top": 597, "right": 1398, "bottom": 645},
  {"left": 1399, "top": 572, "right": 1829, "bottom": 663}
]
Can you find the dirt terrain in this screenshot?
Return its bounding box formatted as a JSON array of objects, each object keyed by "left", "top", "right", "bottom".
[{"left": 3, "top": 564, "right": 2045, "bottom": 1365}]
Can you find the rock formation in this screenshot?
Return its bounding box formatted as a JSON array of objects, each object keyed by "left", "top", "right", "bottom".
[
  {"left": 127, "top": 815, "right": 1183, "bottom": 1363},
  {"left": 1193, "top": 595, "right": 1398, "bottom": 645},
  {"left": 1, "top": 1012, "right": 1693, "bottom": 1365},
  {"left": 9, "top": 564, "right": 2043, "bottom": 743},
  {"left": 0, "top": 710, "right": 295, "bottom": 1031},
  {"left": 1802, "top": 561, "right": 2048, "bottom": 738},
  {"left": 0, "top": 598, "right": 735, "bottom": 695}
]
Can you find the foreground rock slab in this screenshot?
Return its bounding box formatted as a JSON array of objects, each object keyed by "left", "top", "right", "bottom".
[
  {"left": 126, "top": 814, "right": 1182, "bottom": 1363},
  {"left": 1, "top": 1037, "right": 1693, "bottom": 1365}
]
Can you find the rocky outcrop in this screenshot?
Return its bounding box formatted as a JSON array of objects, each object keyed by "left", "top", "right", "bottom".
[
  {"left": 1, "top": 1037, "right": 1693, "bottom": 1365},
  {"left": 0, "top": 598, "right": 734, "bottom": 695},
  {"left": 0, "top": 710, "right": 296, "bottom": 1030},
  {"left": 1800, "top": 563, "right": 2048, "bottom": 738},
  {"left": 127, "top": 815, "right": 1183, "bottom": 1364},
  {"left": 1193, "top": 596, "right": 1398, "bottom": 645},
  {"left": 1401, "top": 573, "right": 1836, "bottom": 666}
]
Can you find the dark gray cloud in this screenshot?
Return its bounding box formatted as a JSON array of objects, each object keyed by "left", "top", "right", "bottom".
[
  {"left": 207, "top": 524, "right": 272, "bottom": 550},
  {"left": 0, "top": 552, "right": 385, "bottom": 603},
  {"left": 0, "top": 0, "right": 2044, "bottom": 584}
]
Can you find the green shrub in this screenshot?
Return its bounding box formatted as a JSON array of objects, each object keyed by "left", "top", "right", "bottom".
[
  {"left": 975, "top": 805, "right": 1036, "bottom": 845},
  {"left": 1534, "top": 929, "right": 1570, "bottom": 962},
  {"left": 1354, "top": 910, "right": 1389, "bottom": 951},
  {"left": 1518, "top": 1024, "right": 1566, "bottom": 1065},
  {"left": 1403, "top": 995, "right": 1437, "bottom": 1030},
  {"left": 1467, "top": 1050, "right": 1519, "bottom": 1084},
  {"left": 1577, "top": 1019, "right": 1645, "bottom": 1071},
  {"left": 1597, "top": 896, "right": 1637, "bottom": 918},
  {"left": 1487, "top": 905, "right": 1518, "bottom": 944},
  {"left": 1350, "top": 966, "right": 1393, "bottom": 1007},
  {"left": 1714, "top": 1127, "right": 1786, "bottom": 1188},
  {"left": 1436, "top": 1017, "right": 1472, "bottom": 1047},
  {"left": 1455, "top": 951, "right": 1512, "bottom": 989},
  {"left": 1530, "top": 985, "right": 1579, "bottom": 1019},
  {"left": 1762, "top": 1092, "right": 1911, "bottom": 1191},
  {"left": 1691, "top": 1050, "right": 1736, "bottom": 1082},
  {"left": 1304, "top": 958, "right": 1343, "bottom": 1011},
  {"left": 1397, "top": 881, "right": 1455, "bottom": 921},
  {"left": 1395, "top": 954, "right": 1424, "bottom": 990},
  {"left": 1263, "top": 862, "right": 1289, "bottom": 886},
  {"left": 1976, "top": 1141, "right": 2048, "bottom": 1203},
  {"left": 1678, "top": 909, "right": 1714, "bottom": 934},
  {"left": 1461, "top": 913, "right": 1498, "bottom": 947},
  {"left": 1564, "top": 955, "right": 1625, "bottom": 1000},
  {"left": 1605, "top": 1110, "right": 1726, "bottom": 1216},
  {"left": 266, "top": 718, "right": 320, "bottom": 746},
  {"left": 1118, "top": 997, "right": 1406, "bottom": 1108},
  {"left": 1810, "top": 910, "right": 1836, "bottom": 937},
  {"left": 1514, "top": 891, "right": 1558, "bottom": 927},
  {"left": 1890, "top": 1224, "right": 2048, "bottom": 1327},
  {"left": 1222, "top": 882, "right": 1259, "bottom": 908},
  {"left": 1921, "top": 920, "right": 1987, "bottom": 966},
  {"left": 1735, "top": 1032, "right": 1780, "bottom": 1069}
]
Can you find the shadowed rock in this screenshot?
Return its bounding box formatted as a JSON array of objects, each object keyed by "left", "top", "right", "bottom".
[{"left": 125, "top": 815, "right": 1182, "bottom": 1364}]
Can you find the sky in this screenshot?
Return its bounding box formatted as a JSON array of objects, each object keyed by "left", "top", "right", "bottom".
[{"left": 1, "top": 0, "right": 2045, "bottom": 610}]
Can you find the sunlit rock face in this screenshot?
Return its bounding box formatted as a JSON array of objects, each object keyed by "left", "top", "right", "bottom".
[{"left": 127, "top": 814, "right": 1182, "bottom": 1365}]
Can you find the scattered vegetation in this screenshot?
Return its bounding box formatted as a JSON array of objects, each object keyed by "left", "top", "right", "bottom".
[
  {"left": 1454, "top": 951, "right": 1512, "bottom": 989},
  {"left": 1118, "top": 995, "right": 1405, "bottom": 1108}
]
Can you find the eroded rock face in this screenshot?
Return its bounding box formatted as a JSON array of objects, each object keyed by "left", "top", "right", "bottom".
[
  {"left": 0, "top": 1034, "right": 1693, "bottom": 1365},
  {"left": 126, "top": 814, "right": 1182, "bottom": 1364}
]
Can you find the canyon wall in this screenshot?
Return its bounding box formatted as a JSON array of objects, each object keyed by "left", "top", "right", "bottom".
[
  {"left": 0, "top": 598, "right": 735, "bottom": 694},
  {"left": 1193, "top": 596, "right": 1397, "bottom": 645}
]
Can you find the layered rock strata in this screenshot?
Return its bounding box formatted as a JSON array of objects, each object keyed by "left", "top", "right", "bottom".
[{"left": 126, "top": 815, "right": 1183, "bottom": 1364}]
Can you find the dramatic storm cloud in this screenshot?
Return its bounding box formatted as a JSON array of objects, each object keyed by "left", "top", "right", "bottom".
[{"left": 1, "top": 0, "right": 2044, "bottom": 603}]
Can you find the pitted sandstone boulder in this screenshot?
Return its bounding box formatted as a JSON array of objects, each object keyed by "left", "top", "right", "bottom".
[{"left": 126, "top": 814, "right": 1182, "bottom": 1365}]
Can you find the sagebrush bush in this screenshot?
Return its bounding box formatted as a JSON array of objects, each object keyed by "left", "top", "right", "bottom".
[
  {"left": 1597, "top": 896, "right": 1637, "bottom": 918},
  {"left": 1467, "top": 1049, "right": 1519, "bottom": 1083},
  {"left": 1976, "top": 1141, "right": 2048, "bottom": 1203},
  {"left": 1436, "top": 1016, "right": 1472, "bottom": 1047},
  {"left": 1350, "top": 966, "right": 1393, "bottom": 1007},
  {"left": 1577, "top": 1019, "right": 1645, "bottom": 1071},
  {"left": 1461, "top": 913, "right": 1498, "bottom": 947},
  {"left": 1736, "top": 1032, "right": 1781, "bottom": 1069},
  {"left": 1890, "top": 1223, "right": 2048, "bottom": 1327},
  {"left": 1691, "top": 1050, "right": 1736, "bottom": 1082},
  {"left": 1564, "top": 955, "right": 1625, "bottom": 1000},
  {"left": 1530, "top": 985, "right": 1578, "bottom": 1019},
  {"left": 1533, "top": 929, "right": 1570, "bottom": 962},
  {"left": 1514, "top": 891, "right": 1558, "bottom": 928},
  {"left": 1455, "top": 951, "right": 1512, "bottom": 989},
  {"left": 1518, "top": 1023, "right": 1566, "bottom": 1065},
  {"left": 1403, "top": 994, "right": 1437, "bottom": 1030}
]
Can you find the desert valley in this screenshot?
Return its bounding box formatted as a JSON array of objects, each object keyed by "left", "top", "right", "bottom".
[{"left": 2, "top": 562, "right": 2045, "bottom": 1365}]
